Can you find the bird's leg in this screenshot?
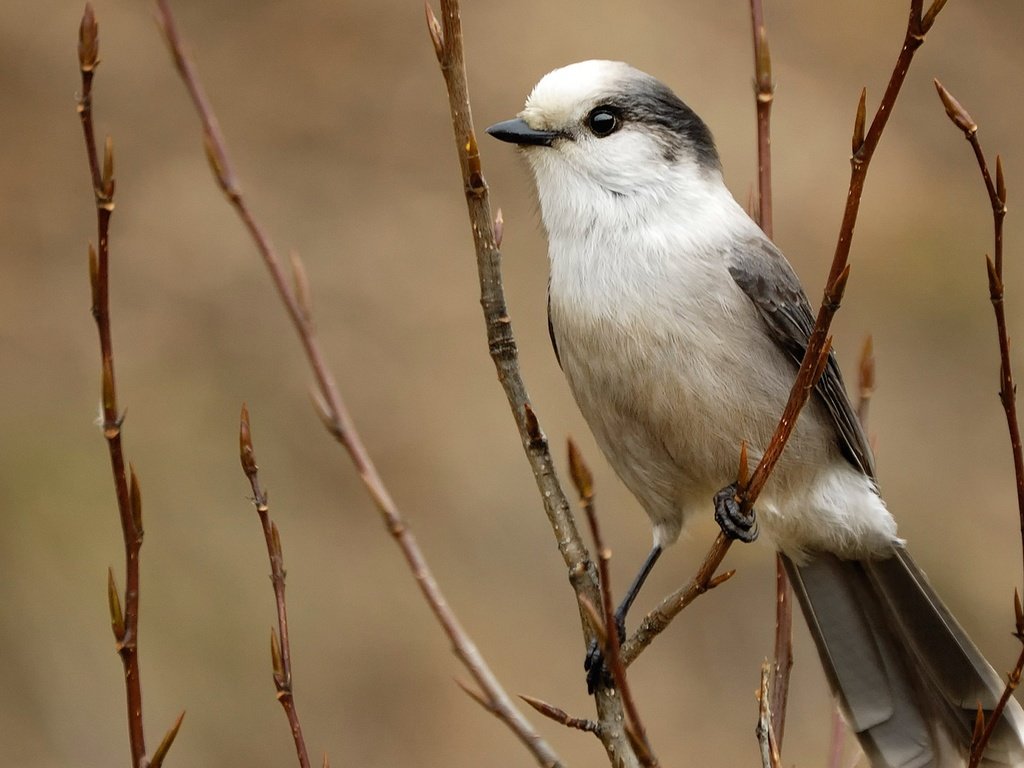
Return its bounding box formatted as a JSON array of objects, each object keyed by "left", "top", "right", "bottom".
[
  {"left": 585, "top": 543, "right": 663, "bottom": 693},
  {"left": 713, "top": 483, "right": 758, "bottom": 542}
]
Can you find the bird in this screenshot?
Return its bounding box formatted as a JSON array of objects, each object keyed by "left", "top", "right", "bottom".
[{"left": 486, "top": 59, "right": 1024, "bottom": 767}]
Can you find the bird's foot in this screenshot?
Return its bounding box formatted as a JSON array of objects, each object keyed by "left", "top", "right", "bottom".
[
  {"left": 714, "top": 483, "right": 758, "bottom": 543},
  {"left": 584, "top": 614, "right": 625, "bottom": 694}
]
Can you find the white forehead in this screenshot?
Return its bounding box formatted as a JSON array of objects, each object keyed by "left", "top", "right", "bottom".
[{"left": 521, "top": 60, "right": 637, "bottom": 128}]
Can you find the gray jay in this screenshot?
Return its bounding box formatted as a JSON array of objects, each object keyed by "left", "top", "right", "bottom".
[{"left": 487, "top": 60, "right": 1024, "bottom": 767}]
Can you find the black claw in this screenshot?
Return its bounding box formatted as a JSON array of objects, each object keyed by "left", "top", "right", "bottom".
[
  {"left": 714, "top": 483, "right": 759, "bottom": 543},
  {"left": 584, "top": 616, "right": 626, "bottom": 694}
]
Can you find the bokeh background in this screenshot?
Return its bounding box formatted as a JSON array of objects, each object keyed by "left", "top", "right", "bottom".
[{"left": 3, "top": 1, "right": 1024, "bottom": 766}]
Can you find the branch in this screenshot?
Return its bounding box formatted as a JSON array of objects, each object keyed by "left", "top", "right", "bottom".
[
  {"left": 239, "top": 405, "right": 313, "bottom": 768},
  {"left": 152, "top": 2, "right": 557, "bottom": 765},
  {"left": 755, "top": 661, "right": 781, "bottom": 768},
  {"left": 932, "top": 78, "right": 1024, "bottom": 768},
  {"left": 623, "top": 0, "right": 946, "bottom": 668},
  {"left": 747, "top": 0, "right": 793, "bottom": 747},
  {"left": 77, "top": 6, "right": 158, "bottom": 765},
  {"left": 569, "top": 441, "right": 658, "bottom": 768},
  {"left": 425, "top": 1, "right": 641, "bottom": 764}
]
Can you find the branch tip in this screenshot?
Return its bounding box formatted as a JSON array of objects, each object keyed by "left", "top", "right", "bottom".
[
  {"left": 934, "top": 79, "right": 977, "bottom": 136},
  {"left": 997, "top": 156, "right": 1006, "bottom": 206},
  {"left": 239, "top": 403, "right": 259, "bottom": 477},
  {"left": 102, "top": 135, "right": 115, "bottom": 197},
  {"left": 707, "top": 569, "right": 736, "bottom": 590},
  {"left": 519, "top": 695, "right": 599, "bottom": 733},
  {"left": 567, "top": 438, "right": 594, "bottom": 502},
  {"left": 148, "top": 710, "right": 186, "bottom": 768},
  {"left": 128, "top": 464, "right": 143, "bottom": 536},
  {"left": 270, "top": 627, "right": 285, "bottom": 683},
  {"left": 78, "top": 3, "right": 99, "bottom": 71},
  {"left": 986, "top": 255, "right": 1002, "bottom": 299},
  {"left": 853, "top": 88, "right": 867, "bottom": 154},
  {"left": 922, "top": 0, "right": 949, "bottom": 33},
  {"left": 454, "top": 676, "right": 493, "bottom": 712},
  {"left": 737, "top": 441, "right": 750, "bottom": 487},
  {"left": 754, "top": 26, "right": 773, "bottom": 95},
  {"left": 494, "top": 208, "right": 504, "bottom": 249},
  {"left": 107, "top": 567, "right": 125, "bottom": 640},
  {"left": 290, "top": 250, "right": 313, "bottom": 322},
  {"left": 424, "top": 1, "right": 444, "bottom": 60}
]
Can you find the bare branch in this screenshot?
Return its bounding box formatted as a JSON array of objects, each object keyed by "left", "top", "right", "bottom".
[
  {"left": 570, "top": 441, "right": 658, "bottom": 767},
  {"left": 426, "top": 0, "right": 640, "bottom": 763},
  {"left": 77, "top": 5, "right": 153, "bottom": 764},
  {"left": 238, "top": 405, "right": 313, "bottom": 768},
  {"left": 153, "top": 1, "right": 555, "bottom": 764},
  {"left": 520, "top": 695, "right": 600, "bottom": 734},
  {"left": 933, "top": 79, "right": 1024, "bottom": 768},
  {"left": 755, "top": 662, "right": 781, "bottom": 768},
  {"left": 747, "top": 0, "right": 793, "bottom": 746}
]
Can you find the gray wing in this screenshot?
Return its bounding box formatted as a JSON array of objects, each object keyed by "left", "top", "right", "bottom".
[{"left": 727, "top": 236, "right": 875, "bottom": 478}]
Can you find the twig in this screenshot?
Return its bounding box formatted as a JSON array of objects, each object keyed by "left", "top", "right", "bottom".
[
  {"left": 78, "top": 7, "right": 180, "bottom": 766},
  {"left": 623, "top": 0, "right": 946, "bottom": 668},
  {"left": 748, "top": 0, "right": 793, "bottom": 747},
  {"left": 749, "top": 0, "right": 774, "bottom": 241},
  {"left": 425, "top": 1, "right": 640, "bottom": 765},
  {"left": 932, "top": 78, "right": 1024, "bottom": 768},
  {"left": 755, "top": 661, "right": 781, "bottom": 768},
  {"left": 239, "top": 405, "right": 313, "bottom": 768},
  {"left": 569, "top": 441, "right": 658, "bottom": 768},
  {"left": 152, "top": 2, "right": 558, "bottom": 765},
  {"left": 933, "top": 80, "right": 1024, "bottom": 581},
  {"left": 520, "top": 695, "right": 600, "bottom": 735}
]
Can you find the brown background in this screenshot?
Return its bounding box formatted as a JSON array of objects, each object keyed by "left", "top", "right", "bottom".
[{"left": 3, "top": 1, "right": 1024, "bottom": 766}]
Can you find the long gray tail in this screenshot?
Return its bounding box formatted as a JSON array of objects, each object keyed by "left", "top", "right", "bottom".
[{"left": 784, "top": 549, "right": 1024, "bottom": 767}]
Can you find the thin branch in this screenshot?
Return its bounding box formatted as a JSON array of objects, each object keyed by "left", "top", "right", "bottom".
[
  {"left": 933, "top": 80, "right": 1024, "bottom": 580},
  {"left": 749, "top": 0, "right": 774, "bottom": 241},
  {"left": 425, "top": 0, "right": 641, "bottom": 764},
  {"left": 152, "top": 2, "right": 558, "bottom": 765},
  {"left": 569, "top": 440, "right": 658, "bottom": 768},
  {"left": 755, "top": 661, "right": 781, "bottom": 768},
  {"left": 239, "top": 405, "right": 313, "bottom": 768},
  {"left": 520, "top": 695, "right": 600, "bottom": 734},
  {"left": 933, "top": 78, "right": 1024, "bottom": 768},
  {"left": 77, "top": 5, "right": 151, "bottom": 765},
  {"left": 623, "top": 0, "right": 945, "bottom": 668},
  {"left": 748, "top": 0, "right": 793, "bottom": 747}
]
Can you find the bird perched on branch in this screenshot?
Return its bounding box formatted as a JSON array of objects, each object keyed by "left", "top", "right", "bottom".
[{"left": 487, "top": 59, "right": 1024, "bottom": 768}]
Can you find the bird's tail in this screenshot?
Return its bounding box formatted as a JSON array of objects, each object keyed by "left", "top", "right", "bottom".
[{"left": 784, "top": 549, "right": 1024, "bottom": 767}]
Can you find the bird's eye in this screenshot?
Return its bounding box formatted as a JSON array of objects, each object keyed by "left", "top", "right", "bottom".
[{"left": 587, "top": 108, "right": 620, "bottom": 137}]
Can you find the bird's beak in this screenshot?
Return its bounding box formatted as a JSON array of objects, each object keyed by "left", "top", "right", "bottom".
[{"left": 485, "top": 118, "right": 559, "bottom": 147}]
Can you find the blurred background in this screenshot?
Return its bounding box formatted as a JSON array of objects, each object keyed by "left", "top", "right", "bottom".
[{"left": 3, "top": 1, "right": 1024, "bottom": 766}]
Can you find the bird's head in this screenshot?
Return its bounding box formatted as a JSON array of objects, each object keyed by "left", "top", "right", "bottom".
[{"left": 487, "top": 60, "right": 721, "bottom": 207}]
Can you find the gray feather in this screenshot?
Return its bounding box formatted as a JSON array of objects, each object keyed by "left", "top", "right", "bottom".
[
  {"left": 728, "top": 236, "right": 875, "bottom": 477},
  {"left": 786, "top": 551, "right": 1024, "bottom": 767}
]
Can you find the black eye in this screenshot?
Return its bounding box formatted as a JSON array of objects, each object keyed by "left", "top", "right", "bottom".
[{"left": 587, "top": 108, "right": 620, "bottom": 137}]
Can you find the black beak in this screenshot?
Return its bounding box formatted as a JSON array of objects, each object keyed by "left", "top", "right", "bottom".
[{"left": 486, "top": 118, "right": 559, "bottom": 147}]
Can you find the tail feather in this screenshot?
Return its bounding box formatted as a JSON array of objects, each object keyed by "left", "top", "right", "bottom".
[{"left": 784, "top": 550, "right": 1024, "bottom": 768}]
